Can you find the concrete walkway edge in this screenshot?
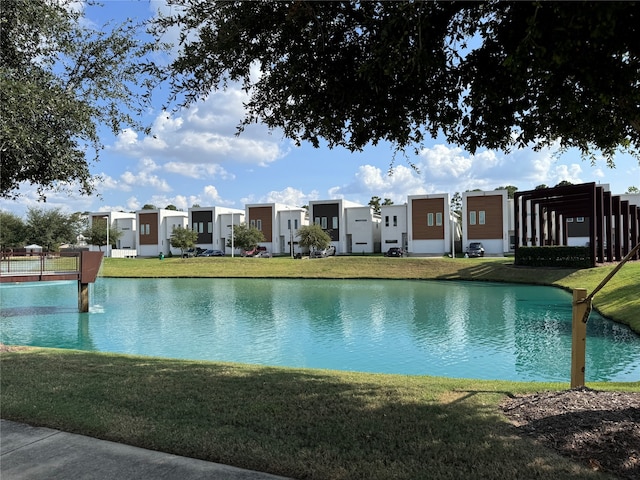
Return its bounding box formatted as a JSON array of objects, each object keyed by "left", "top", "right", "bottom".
[{"left": 1, "top": 419, "right": 293, "bottom": 480}]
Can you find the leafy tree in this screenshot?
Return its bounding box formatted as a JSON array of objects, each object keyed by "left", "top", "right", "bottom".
[
  {"left": 297, "top": 224, "right": 331, "bottom": 253},
  {"left": 142, "top": 204, "right": 157, "bottom": 210},
  {"left": 24, "top": 207, "right": 75, "bottom": 251},
  {"left": 450, "top": 192, "right": 462, "bottom": 218},
  {"left": 495, "top": 186, "right": 518, "bottom": 199},
  {"left": 83, "top": 219, "right": 123, "bottom": 252},
  {"left": 535, "top": 184, "right": 549, "bottom": 190},
  {"left": 555, "top": 180, "right": 574, "bottom": 188},
  {"left": 170, "top": 225, "right": 198, "bottom": 257},
  {"left": 165, "top": 204, "right": 178, "bottom": 211},
  {"left": 226, "top": 223, "right": 265, "bottom": 253},
  {"left": 153, "top": 1, "right": 639, "bottom": 165},
  {"left": 0, "top": 0, "right": 161, "bottom": 200},
  {"left": 626, "top": 186, "right": 639, "bottom": 194},
  {"left": 0, "top": 211, "right": 27, "bottom": 250},
  {"left": 368, "top": 196, "right": 394, "bottom": 214}
]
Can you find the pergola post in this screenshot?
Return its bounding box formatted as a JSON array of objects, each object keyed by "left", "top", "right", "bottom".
[{"left": 571, "top": 288, "right": 589, "bottom": 388}]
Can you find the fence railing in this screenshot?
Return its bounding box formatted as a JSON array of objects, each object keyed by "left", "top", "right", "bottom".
[{"left": 0, "top": 252, "right": 80, "bottom": 276}]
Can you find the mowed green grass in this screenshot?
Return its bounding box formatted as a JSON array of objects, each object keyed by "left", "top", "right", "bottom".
[
  {"left": 2, "top": 349, "right": 636, "bottom": 480},
  {"left": 103, "top": 255, "right": 640, "bottom": 332}
]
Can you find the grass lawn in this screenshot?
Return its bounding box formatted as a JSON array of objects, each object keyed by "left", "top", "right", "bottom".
[
  {"left": 2, "top": 349, "right": 636, "bottom": 480},
  {"left": 2, "top": 256, "right": 637, "bottom": 479}
]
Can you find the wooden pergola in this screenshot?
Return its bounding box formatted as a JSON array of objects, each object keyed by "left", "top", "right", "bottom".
[{"left": 514, "top": 183, "right": 639, "bottom": 266}]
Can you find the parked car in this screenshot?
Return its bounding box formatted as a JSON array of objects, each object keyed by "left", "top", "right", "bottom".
[
  {"left": 310, "top": 246, "right": 336, "bottom": 258},
  {"left": 384, "top": 247, "right": 405, "bottom": 257},
  {"left": 242, "top": 246, "right": 267, "bottom": 257},
  {"left": 183, "top": 247, "right": 206, "bottom": 258},
  {"left": 198, "top": 249, "right": 224, "bottom": 257},
  {"left": 466, "top": 242, "right": 485, "bottom": 258}
]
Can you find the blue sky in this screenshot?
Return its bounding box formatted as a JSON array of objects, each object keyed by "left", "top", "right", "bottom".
[{"left": 2, "top": 0, "right": 639, "bottom": 219}]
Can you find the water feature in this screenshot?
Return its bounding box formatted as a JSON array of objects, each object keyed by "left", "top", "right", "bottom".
[{"left": 1, "top": 278, "right": 638, "bottom": 382}]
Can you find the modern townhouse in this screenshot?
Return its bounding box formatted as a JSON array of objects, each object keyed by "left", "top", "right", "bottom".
[
  {"left": 188, "top": 206, "right": 244, "bottom": 254},
  {"left": 309, "top": 199, "right": 373, "bottom": 254},
  {"left": 136, "top": 208, "right": 188, "bottom": 257},
  {"left": 345, "top": 205, "right": 382, "bottom": 254},
  {"left": 245, "top": 203, "right": 307, "bottom": 255},
  {"left": 380, "top": 204, "right": 408, "bottom": 253},
  {"left": 89, "top": 211, "right": 137, "bottom": 257},
  {"left": 407, "top": 194, "right": 455, "bottom": 256},
  {"left": 462, "top": 190, "right": 510, "bottom": 256}
]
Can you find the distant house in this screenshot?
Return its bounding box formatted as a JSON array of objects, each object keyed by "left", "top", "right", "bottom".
[
  {"left": 380, "top": 204, "right": 408, "bottom": 252},
  {"left": 89, "top": 211, "right": 137, "bottom": 257},
  {"left": 407, "top": 194, "right": 453, "bottom": 256},
  {"left": 462, "top": 190, "right": 509, "bottom": 256},
  {"left": 345, "top": 205, "right": 381, "bottom": 254},
  {"left": 309, "top": 199, "right": 366, "bottom": 254},
  {"left": 189, "top": 206, "right": 244, "bottom": 253},
  {"left": 245, "top": 203, "right": 307, "bottom": 255},
  {"left": 136, "top": 208, "right": 188, "bottom": 257}
]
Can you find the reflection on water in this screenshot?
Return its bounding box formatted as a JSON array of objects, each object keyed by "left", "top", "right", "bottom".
[{"left": 1, "top": 278, "right": 639, "bottom": 382}]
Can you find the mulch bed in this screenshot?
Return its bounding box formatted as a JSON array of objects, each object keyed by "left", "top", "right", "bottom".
[{"left": 501, "top": 387, "right": 640, "bottom": 479}]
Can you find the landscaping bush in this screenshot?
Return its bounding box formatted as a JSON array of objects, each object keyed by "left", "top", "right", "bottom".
[{"left": 515, "top": 246, "right": 592, "bottom": 268}]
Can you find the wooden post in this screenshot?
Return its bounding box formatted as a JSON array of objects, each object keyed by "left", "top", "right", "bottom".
[
  {"left": 78, "top": 282, "right": 90, "bottom": 313},
  {"left": 570, "top": 288, "right": 589, "bottom": 388}
]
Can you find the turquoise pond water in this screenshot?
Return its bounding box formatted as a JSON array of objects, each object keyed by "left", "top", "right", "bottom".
[{"left": 1, "top": 278, "right": 639, "bottom": 382}]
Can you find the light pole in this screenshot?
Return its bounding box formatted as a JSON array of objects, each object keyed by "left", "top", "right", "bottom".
[
  {"left": 102, "top": 215, "right": 109, "bottom": 258},
  {"left": 230, "top": 213, "right": 235, "bottom": 258}
]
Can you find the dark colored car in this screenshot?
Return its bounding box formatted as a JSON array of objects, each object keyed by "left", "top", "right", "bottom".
[
  {"left": 384, "top": 247, "right": 405, "bottom": 257},
  {"left": 466, "top": 242, "right": 485, "bottom": 258},
  {"left": 198, "top": 249, "right": 224, "bottom": 257}
]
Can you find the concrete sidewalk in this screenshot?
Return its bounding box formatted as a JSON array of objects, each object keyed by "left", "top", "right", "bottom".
[{"left": 1, "top": 420, "right": 293, "bottom": 480}]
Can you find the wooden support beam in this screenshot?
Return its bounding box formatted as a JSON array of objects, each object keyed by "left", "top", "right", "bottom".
[{"left": 571, "top": 288, "right": 589, "bottom": 388}]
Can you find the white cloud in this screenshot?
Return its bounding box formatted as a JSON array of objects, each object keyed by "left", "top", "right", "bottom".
[
  {"left": 264, "top": 187, "right": 320, "bottom": 206},
  {"left": 329, "top": 164, "right": 427, "bottom": 204},
  {"left": 164, "top": 162, "right": 234, "bottom": 180}
]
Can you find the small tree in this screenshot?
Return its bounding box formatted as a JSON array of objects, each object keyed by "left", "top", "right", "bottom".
[
  {"left": 227, "top": 223, "right": 265, "bottom": 253},
  {"left": 298, "top": 224, "right": 331, "bottom": 253},
  {"left": 84, "top": 220, "right": 123, "bottom": 252},
  {"left": 170, "top": 225, "right": 198, "bottom": 258}
]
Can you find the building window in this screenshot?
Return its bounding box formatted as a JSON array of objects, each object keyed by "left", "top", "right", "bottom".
[
  {"left": 393, "top": 215, "right": 398, "bottom": 227},
  {"left": 427, "top": 213, "right": 434, "bottom": 227},
  {"left": 287, "top": 219, "right": 291, "bottom": 230},
  {"left": 250, "top": 219, "right": 256, "bottom": 227},
  {"left": 320, "top": 217, "right": 327, "bottom": 229},
  {"left": 479, "top": 210, "right": 486, "bottom": 225},
  {"left": 140, "top": 224, "right": 150, "bottom": 235},
  {"left": 577, "top": 217, "right": 585, "bottom": 223},
  {"left": 436, "top": 212, "right": 442, "bottom": 226},
  {"left": 332, "top": 216, "right": 338, "bottom": 229},
  {"left": 196, "top": 222, "right": 204, "bottom": 233},
  {"left": 566, "top": 218, "right": 574, "bottom": 223},
  {"left": 207, "top": 222, "right": 212, "bottom": 234},
  {"left": 469, "top": 211, "right": 476, "bottom": 225},
  {"left": 314, "top": 217, "right": 320, "bottom": 225},
  {"left": 294, "top": 219, "right": 298, "bottom": 229},
  {"left": 385, "top": 216, "right": 389, "bottom": 227},
  {"left": 256, "top": 219, "right": 262, "bottom": 230}
]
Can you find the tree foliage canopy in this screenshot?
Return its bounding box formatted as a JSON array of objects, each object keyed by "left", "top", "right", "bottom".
[
  {"left": 170, "top": 225, "right": 198, "bottom": 255},
  {"left": 0, "top": 0, "right": 161, "bottom": 200},
  {"left": 227, "top": 223, "right": 265, "bottom": 252},
  {"left": 153, "top": 1, "right": 639, "bottom": 164},
  {"left": 297, "top": 224, "right": 331, "bottom": 252},
  {"left": 84, "top": 219, "right": 122, "bottom": 251}
]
